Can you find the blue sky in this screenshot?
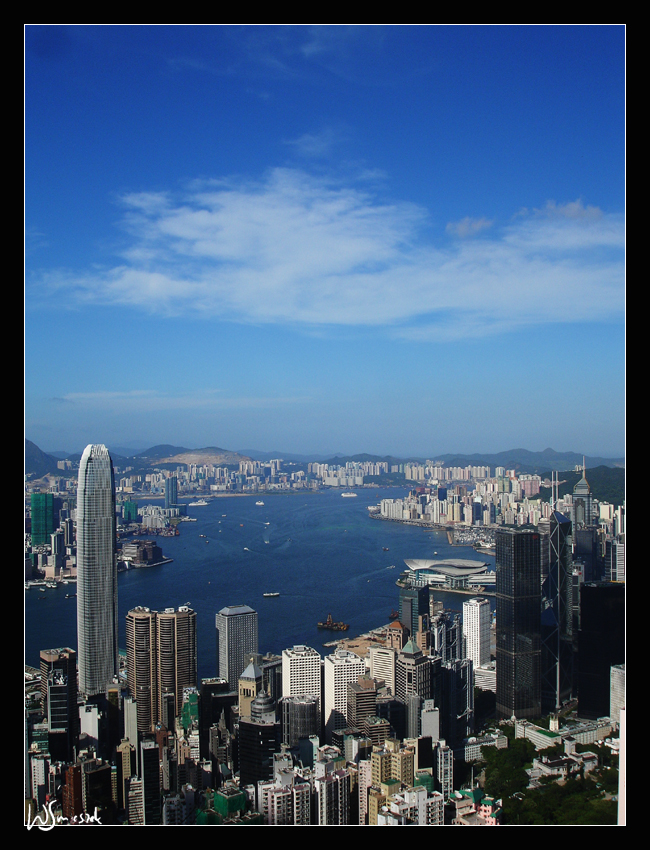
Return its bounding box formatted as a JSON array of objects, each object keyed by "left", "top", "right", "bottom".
[{"left": 25, "top": 25, "right": 625, "bottom": 458}]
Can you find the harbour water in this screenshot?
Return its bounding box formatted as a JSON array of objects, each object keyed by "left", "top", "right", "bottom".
[{"left": 25, "top": 488, "right": 495, "bottom": 681}]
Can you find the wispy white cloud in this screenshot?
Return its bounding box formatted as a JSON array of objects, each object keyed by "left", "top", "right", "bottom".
[
  {"left": 446, "top": 216, "right": 493, "bottom": 238},
  {"left": 59, "top": 389, "right": 311, "bottom": 413},
  {"left": 64, "top": 390, "right": 160, "bottom": 401},
  {"left": 518, "top": 198, "right": 605, "bottom": 221},
  {"left": 38, "top": 169, "right": 624, "bottom": 340},
  {"left": 284, "top": 128, "right": 345, "bottom": 159}
]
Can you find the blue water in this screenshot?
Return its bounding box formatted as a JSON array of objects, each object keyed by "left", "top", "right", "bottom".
[{"left": 25, "top": 488, "right": 495, "bottom": 681}]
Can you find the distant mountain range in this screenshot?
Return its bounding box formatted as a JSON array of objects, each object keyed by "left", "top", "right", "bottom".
[
  {"left": 25, "top": 439, "right": 624, "bottom": 479},
  {"left": 24, "top": 440, "right": 252, "bottom": 478},
  {"left": 25, "top": 440, "right": 61, "bottom": 479}
]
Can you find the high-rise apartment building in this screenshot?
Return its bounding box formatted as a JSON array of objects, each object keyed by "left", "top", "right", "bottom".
[
  {"left": 215, "top": 604, "right": 258, "bottom": 687},
  {"left": 126, "top": 606, "right": 197, "bottom": 734},
  {"left": 157, "top": 606, "right": 197, "bottom": 719},
  {"left": 462, "top": 597, "right": 491, "bottom": 669},
  {"left": 495, "top": 528, "right": 541, "bottom": 720},
  {"left": 126, "top": 607, "right": 157, "bottom": 734},
  {"left": 76, "top": 444, "right": 118, "bottom": 698}
]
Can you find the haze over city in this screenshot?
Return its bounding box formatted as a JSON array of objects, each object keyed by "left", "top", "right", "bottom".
[{"left": 25, "top": 25, "right": 624, "bottom": 458}]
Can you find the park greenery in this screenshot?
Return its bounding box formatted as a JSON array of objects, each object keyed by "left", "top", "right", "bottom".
[{"left": 478, "top": 735, "right": 619, "bottom": 825}]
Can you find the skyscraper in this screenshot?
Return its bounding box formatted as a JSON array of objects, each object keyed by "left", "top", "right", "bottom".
[
  {"left": 577, "top": 582, "right": 625, "bottom": 719},
  {"left": 495, "top": 528, "right": 541, "bottom": 720},
  {"left": 76, "top": 444, "right": 118, "bottom": 698},
  {"left": 280, "top": 695, "right": 320, "bottom": 747},
  {"left": 395, "top": 639, "right": 431, "bottom": 702},
  {"left": 281, "top": 644, "right": 322, "bottom": 722},
  {"left": 462, "top": 597, "right": 491, "bottom": 669},
  {"left": 126, "top": 607, "right": 158, "bottom": 734},
  {"left": 39, "top": 648, "right": 79, "bottom": 761},
  {"left": 31, "top": 492, "right": 55, "bottom": 546},
  {"left": 610, "top": 664, "right": 625, "bottom": 727},
  {"left": 323, "top": 649, "right": 365, "bottom": 742},
  {"left": 164, "top": 475, "right": 178, "bottom": 510},
  {"left": 541, "top": 511, "right": 573, "bottom": 712},
  {"left": 399, "top": 585, "right": 430, "bottom": 640},
  {"left": 126, "top": 605, "right": 197, "bottom": 734},
  {"left": 368, "top": 644, "right": 396, "bottom": 695},
  {"left": 157, "top": 606, "right": 198, "bottom": 721},
  {"left": 238, "top": 691, "right": 280, "bottom": 789},
  {"left": 572, "top": 464, "right": 594, "bottom": 528},
  {"left": 215, "top": 604, "right": 258, "bottom": 687}
]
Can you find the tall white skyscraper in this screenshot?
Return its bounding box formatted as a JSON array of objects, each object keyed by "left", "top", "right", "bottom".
[
  {"left": 282, "top": 645, "right": 322, "bottom": 724},
  {"left": 215, "top": 604, "right": 258, "bottom": 686},
  {"left": 76, "top": 444, "right": 118, "bottom": 698},
  {"left": 610, "top": 663, "right": 625, "bottom": 727},
  {"left": 323, "top": 649, "right": 365, "bottom": 741},
  {"left": 368, "top": 644, "right": 396, "bottom": 695},
  {"left": 282, "top": 645, "right": 321, "bottom": 698},
  {"left": 462, "top": 597, "right": 491, "bottom": 670}
]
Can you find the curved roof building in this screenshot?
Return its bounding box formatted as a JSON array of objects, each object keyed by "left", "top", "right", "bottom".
[{"left": 402, "top": 559, "right": 494, "bottom": 587}]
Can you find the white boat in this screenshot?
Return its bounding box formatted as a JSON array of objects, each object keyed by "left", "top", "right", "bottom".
[
  {"left": 341, "top": 492, "right": 357, "bottom": 498},
  {"left": 256, "top": 500, "right": 265, "bottom": 506},
  {"left": 263, "top": 592, "right": 280, "bottom": 598},
  {"left": 189, "top": 499, "right": 208, "bottom": 507}
]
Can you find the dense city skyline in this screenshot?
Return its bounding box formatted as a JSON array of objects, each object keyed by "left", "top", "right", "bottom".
[
  {"left": 26, "top": 441, "right": 624, "bottom": 823},
  {"left": 25, "top": 25, "right": 624, "bottom": 458}
]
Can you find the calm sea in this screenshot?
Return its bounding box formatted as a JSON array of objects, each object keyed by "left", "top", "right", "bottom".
[{"left": 25, "top": 487, "right": 495, "bottom": 680}]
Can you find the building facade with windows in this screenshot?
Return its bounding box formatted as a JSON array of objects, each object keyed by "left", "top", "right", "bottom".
[
  {"left": 76, "top": 444, "right": 118, "bottom": 698},
  {"left": 215, "top": 604, "right": 258, "bottom": 687},
  {"left": 495, "top": 528, "right": 541, "bottom": 720}
]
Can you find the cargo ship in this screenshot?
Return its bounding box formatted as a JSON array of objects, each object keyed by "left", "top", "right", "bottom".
[{"left": 317, "top": 613, "right": 349, "bottom": 631}]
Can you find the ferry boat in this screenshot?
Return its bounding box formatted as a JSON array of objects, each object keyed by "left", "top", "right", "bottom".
[{"left": 341, "top": 492, "right": 357, "bottom": 498}]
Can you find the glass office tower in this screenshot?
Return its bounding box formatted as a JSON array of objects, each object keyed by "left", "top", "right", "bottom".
[
  {"left": 76, "top": 444, "right": 118, "bottom": 698},
  {"left": 495, "top": 528, "right": 541, "bottom": 719}
]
